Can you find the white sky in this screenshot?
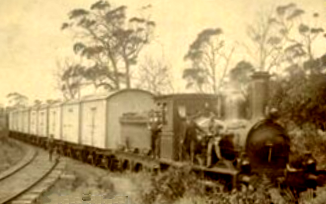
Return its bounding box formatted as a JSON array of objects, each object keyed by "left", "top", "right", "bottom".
[{"left": 0, "top": 0, "right": 325, "bottom": 104}]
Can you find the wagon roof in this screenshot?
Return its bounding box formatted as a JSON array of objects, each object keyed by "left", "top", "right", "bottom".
[
  {"left": 48, "top": 101, "right": 64, "bottom": 108},
  {"left": 154, "top": 93, "right": 218, "bottom": 100},
  {"left": 38, "top": 103, "right": 51, "bottom": 109},
  {"left": 79, "top": 89, "right": 154, "bottom": 103}
]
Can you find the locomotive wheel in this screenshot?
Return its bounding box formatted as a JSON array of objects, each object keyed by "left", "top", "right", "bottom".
[{"left": 67, "top": 149, "right": 73, "bottom": 158}]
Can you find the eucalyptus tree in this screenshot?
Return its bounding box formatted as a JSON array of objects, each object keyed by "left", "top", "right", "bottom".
[
  {"left": 183, "top": 28, "right": 235, "bottom": 94},
  {"left": 245, "top": 3, "right": 325, "bottom": 72},
  {"left": 62, "top": 0, "right": 156, "bottom": 90}
]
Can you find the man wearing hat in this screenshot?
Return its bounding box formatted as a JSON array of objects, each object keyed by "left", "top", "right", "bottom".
[
  {"left": 148, "top": 111, "right": 163, "bottom": 159},
  {"left": 206, "top": 114, "right": 224, "bottom": 167},
  {"left": 181, "top": 114, "right": 205, "bottom": 163}
]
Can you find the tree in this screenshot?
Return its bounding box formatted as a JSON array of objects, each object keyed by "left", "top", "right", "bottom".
[
  {"left": 245, "top": 3, "right": 325, "bottom": 72},
  {"left": 55, "top": 59, "right": 85, "bottom": 100},
  {"left": 135, "top": 55, "right": 174, "bottom": 94},
  {"left": 6, "top": 92, "right": 28, "bottom": 109},
  {"left": 62, "top": 0, "right": 156, "bottom": 90},
  {"left": 33, "top": 100, "right": 42, "bottom": 107},
  {"left": 269, "top": 54, "right": 326, "bottom": 128},
  {"left": 229, "top": 61, "right": 254, "bottom": 99},
  {"left": 183, "top": 28, "right": 235, "bottom": 94}
]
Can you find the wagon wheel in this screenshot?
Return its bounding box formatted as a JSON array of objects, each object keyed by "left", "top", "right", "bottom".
[
  {"left": 67, "top": 149, "right": 73, "bottom": 158},
  {"left": 86, "top": 154, "right": 92, "bottom": 165},
  {"left": 101, "top": 157, "right": 110, "bottom": 169},
  {"left": 91, "top": 154, "right": 98, "bottom": 166},
  {"left": 75, "top": 151, "right": 81, "bottom": 161}
]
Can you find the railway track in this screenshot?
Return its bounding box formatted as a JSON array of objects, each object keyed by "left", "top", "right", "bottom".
[{"left": 0, "top": 141, "right": 62, "bottom": 204}]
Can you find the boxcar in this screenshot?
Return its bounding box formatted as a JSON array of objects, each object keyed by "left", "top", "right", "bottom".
[
  {"left": 29, "top": 106, "right": 39, "bottom": 135},
  {"left": 106, "top": 89, "right": 154, "bottom": 149},
  {"left": 79, "top": 89, "right": 155, "bottom": 150},
  {"left": 120, "top": 113, "right": 151, "bottom": 152},
  {"left": 37, "top": 104, "right": 49, "bottom": 137},
  {"left": 22, "top": 108, "right": 30, "bottom": 134},
  {"left": 48, "top": 102, "right": 63, "bottom": 140},
  {"left": 80, "top": 94, "right": 107, "bottom": 149},
  {"left": 16, "top": 109, "right": 23, "bottom": 133},
  {"left": 8, "top": 110, "right": 15, "bottom": 132},
  {"left": 62, "top": 99, "right": 80, "bottom": 144}
]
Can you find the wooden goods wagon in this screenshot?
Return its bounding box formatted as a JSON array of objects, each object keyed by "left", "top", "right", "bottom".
[
  {"left": 37, "top": 104, "right": 49, "bottom": 137},
  {"left": 29, "top": 106, "right": 39, "bottom": 135},
  {"left": 62, "top": 99, "right": 80, "bottom": 144},
  {"left": 22, "top": 109, "right": 30, "bottom": 134},
  {"left": 48, "top": 102, "right": 63, "bottom": 140},
  {"left": 79, "top": 89, "right": 155, "bottom": 150}
]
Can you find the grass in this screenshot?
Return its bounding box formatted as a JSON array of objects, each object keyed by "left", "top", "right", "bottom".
[{"left": 0, "top": 134, "right": 24, "bottom": 173}]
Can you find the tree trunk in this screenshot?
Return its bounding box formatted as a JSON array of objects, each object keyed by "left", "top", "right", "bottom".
[{"left": 125, "top": 58, "right": 131, "bottom": 89}]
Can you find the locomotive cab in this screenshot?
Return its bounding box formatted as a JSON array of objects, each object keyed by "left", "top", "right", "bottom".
[{"left": 154, "top": 94, "right": 220, "bottom": 161}]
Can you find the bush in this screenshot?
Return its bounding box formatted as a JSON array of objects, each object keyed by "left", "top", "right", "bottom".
[
  {"left": 287, "top": 123, "right": 326, "bottom": 169},
  {"left": 139, "top": 166, "right": 205, "bottom": 204},
  {"left": 139, "top": 166, "right": 284, "bottom": 204}
]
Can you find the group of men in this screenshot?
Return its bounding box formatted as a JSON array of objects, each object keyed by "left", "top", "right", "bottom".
[
  {"left": 180, "top": 113, "right": 224, "bottom": 165},
  {"left": 148, "top": 110, "right": 224, "bottom": 166}
]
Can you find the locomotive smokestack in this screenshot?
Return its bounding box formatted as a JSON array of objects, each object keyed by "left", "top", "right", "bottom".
[{"left": 250, "top": 71, "right": 270, "bottom": 120}]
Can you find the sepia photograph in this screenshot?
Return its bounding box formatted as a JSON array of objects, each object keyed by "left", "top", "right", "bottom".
[{"left": 0, "top": 0, "right": 325, "bottom": 203}]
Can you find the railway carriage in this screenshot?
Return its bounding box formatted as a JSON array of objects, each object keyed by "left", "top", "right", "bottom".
[
  {"left": 80, "top": 94, "right": 108, "bottom": 149},
  {"left": 17, "top": 109, "right": 24, "bottom": 133},
  {"left": 62, "top": 98, "right": 80, "bottom": 144},
  {"left": 22, "top": 108, "right": 30, "bottom": 134},
  {"left": 48, "top": 102, "right": 63, "bottom": 141},
  {"left": 37, "top": 104, "right": 49, "bottom": 137},
  {"left": 105, "top": 89, "right": 154, "bottom": 149},
  {"left": 12, "top": 110, "right": 18, "bottom": 132},
  {"left": 29, "top": 106, "right": 39, "bottom": 136}
]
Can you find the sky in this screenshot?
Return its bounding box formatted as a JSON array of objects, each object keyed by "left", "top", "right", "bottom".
[{"left": 0, "top": 0, "right": 325, "bottom": 105}]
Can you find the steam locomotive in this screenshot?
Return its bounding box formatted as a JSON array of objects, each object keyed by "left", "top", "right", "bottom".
[{"left": 7, "top": 71, "right": 325, "bottom": 191}]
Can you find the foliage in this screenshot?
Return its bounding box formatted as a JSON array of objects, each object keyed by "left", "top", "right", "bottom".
[
  {"left": 245, "top": 3, "right": 325, "bottom": 72},
  {"left": 269, "top": 54, "right": 326, "bottom": 128},
  {"left": 135, "top": 55, "right": 174, "bottom": 94},
  {"left": 228, "top": 60, "right": 254, "bottom": 98},
  {"left": 139, "top": 167, "right": 290, "bottom": 204},
  {"left": 56, "top": 59, "right": 86, "bottom": 99},
  {"left": 62, "top": 0, "right": 156, "bottom": 90},
  {"left": 6, "top": 92, "right": 28, "bottom": 109},
  {"left": 139, "top": 167, "right": 205, "bottom": 204},
  {"left": 183, "top": 28, "right": 235, "bottom": 93}
]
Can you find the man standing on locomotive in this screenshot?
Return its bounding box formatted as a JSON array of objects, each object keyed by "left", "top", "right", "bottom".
[
  {"left": 148, "top": 110, "right": 163, "bottom": 159},
  {"left": 181, "top": 114, "right": 205, "bottom": 163},
  {"left": 206, "top": 114, "right": 224, "bottom": 167}
]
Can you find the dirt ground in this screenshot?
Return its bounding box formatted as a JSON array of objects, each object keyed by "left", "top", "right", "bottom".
[
  {"left": 0, "top": 136, "right": 24, "bottom": 173},
  {"left": 38, "top": 157, "right": 148, "bottom": 204}
]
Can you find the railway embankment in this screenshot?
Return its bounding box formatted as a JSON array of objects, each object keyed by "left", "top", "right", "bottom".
[
  {"left": 0, "top": 133, "right": 24, "bottom": 174},
  {"left": 37, "top": 157, "right": 144, "bottom": 204}
]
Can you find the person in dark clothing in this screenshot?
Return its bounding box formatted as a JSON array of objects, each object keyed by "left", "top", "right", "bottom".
[
  {"left": 206, "top": 114, "right": 224, "bottom": 167},
  {"left": 48, "top": 134, "right": 54, "bottom": 162},
  {"left": 181, "top": 116, "right": 205, "bottom": 163},
  {"left": 148, "top": 113, "right": 162, "bottom": 158}
]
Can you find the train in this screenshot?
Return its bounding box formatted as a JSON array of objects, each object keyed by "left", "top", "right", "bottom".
[{"left": 7, "top": 71, "right": 325, "bottom": 192}]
